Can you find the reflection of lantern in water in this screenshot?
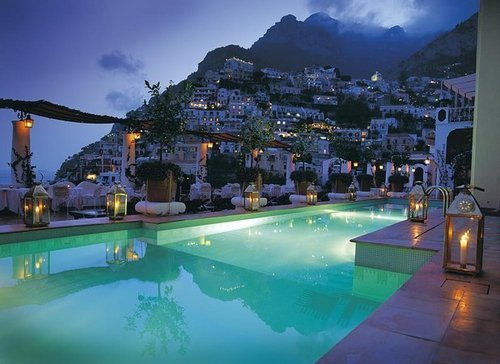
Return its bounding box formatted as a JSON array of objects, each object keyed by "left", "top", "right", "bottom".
[
  {"left": 13, "top": 252, "right": 50, "bottom": 280},
  {"left": 106, "top": 241, "right": 127, "bottom": 266}
]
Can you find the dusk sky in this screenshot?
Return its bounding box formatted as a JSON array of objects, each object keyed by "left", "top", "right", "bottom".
[{"left": 0, "top": 0, "right": 479, "bottom": 175}]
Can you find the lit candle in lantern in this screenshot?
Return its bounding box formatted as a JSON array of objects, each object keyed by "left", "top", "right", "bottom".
[
  {"left": 34, "top": 205, "right": 40, "bottom": 223},
  {"left": 459, "top": 233, "right": 468, "bottom": 268}
]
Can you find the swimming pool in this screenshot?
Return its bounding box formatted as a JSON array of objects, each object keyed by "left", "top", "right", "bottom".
[{"left": 0, "top": 201, "right": 426, "bottom": 363}]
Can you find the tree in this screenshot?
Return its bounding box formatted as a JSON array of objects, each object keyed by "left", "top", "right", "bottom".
[
  {"left": 240, "top": 115, "right": 274, "bottom": 168},
  {"left": 291, "top": 134, "right": 313, "bottom": 170},
  {"left": 331, "top": 137, "right": 361, "bottom": 162},
  {"left": 335, "top": 97, "right": 372, "bottom": 128},
  {"left": 127, "top": 81, "right": 192, "bottom": 162},
  {"left": 206, "top": 154, "right": 240, "bottom": 187},
  {"left": 391, "top": 151, "right": 410, "bottom": 169}
]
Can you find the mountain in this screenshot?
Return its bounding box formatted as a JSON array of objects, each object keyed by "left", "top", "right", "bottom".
[
  {"left": 189, "top": 13, "right": 435, "bottom": 80},
  {"left": 388, "top": 13, "right": 477, "bottom": 80}
]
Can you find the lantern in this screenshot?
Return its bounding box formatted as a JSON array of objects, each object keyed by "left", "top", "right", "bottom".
[
  {"left": 443, "top": 186, "right": 484, "bottom": 275},
  {"left": 408, "top": 182, "right": 428, "bottom": 222},
  {"left": 23, "top": 183, "right": 50, "bottom": 227},
  {"left": 348, "top": 181, "right": 357, "bottom": 201},
  {"left": 306, "top": 184, "right": 317, "bottom": 205},
  {"left": 106, "top": 182, "right": 127, "bottom": 220},
  {"left": 24, "top": 115, "right": 34, "bottom": 128},
  {"left": 379, "top": 183, "right": 387, "bottom": 197},
  {"left": 244, "top": 183, "right": 260, "bottom": 211}
]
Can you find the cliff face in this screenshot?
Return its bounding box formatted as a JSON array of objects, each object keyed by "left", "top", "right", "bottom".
[
  {"left": 189, "top": 13, "right": 436, "bottom": 80},
  {"left": 388, "top": 13, "right": 477, "bottom": 80}
]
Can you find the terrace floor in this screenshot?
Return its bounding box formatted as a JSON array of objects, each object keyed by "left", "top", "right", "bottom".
[
  {"left": 319, "top": 210, "right": 500, "bottom": 364},
  {"left": 0, "top": 200, "right": 499, "bottom": 363}
]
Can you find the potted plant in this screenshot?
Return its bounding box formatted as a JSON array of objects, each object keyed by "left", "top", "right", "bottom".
[
  {"left": 136, "top": 161, "right": 181, "bottom": 202},
  {"left": 290, "top": 170, "right": 317, "bottom": 195},
  {"left": 240, "top": 116, "right": 274, "bottom": 193},
  {"left": 126, "top": 80, "right": 192, "bottom": 202},
  {"left": 388, "top": 174, "right": 409, "bottom": 192},
  {"left": 329, "top": 173, "right": 352, "bottom": 193},
  {"left": 237, "top": 167, "right": 266, "bottom": 193},
  {"left": 356, "top": 173, "right": 374, "bottom": 192}
]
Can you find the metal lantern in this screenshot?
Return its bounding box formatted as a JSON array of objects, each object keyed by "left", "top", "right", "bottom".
[
  {"left": 443, "top": 186, "right": 484, "bottom": 275},
  {"left": 306, "top": 184, "right": 317, "bottom": 205},
  {"left": 408, "top": 181, "right": 428, "bottom": 222},
  {"left": 379, "top": 183, "right": 387, "bottom": 197},
  {"left": 24, "top": 115, "right": 34, "bottom": 128},
  {"left": 23, "top": 183, "right": 50, "bottom": 227},
  {"left": 244, "top": 183, "right": 260, "bottom": 211},
  {"left": 348, "top": 181, "right": 357, "bottom": 201},
  {"left": 106, "top": 182, "right": 127, "bottom": 220}
]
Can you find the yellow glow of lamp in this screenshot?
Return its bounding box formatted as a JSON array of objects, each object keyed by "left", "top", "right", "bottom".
[
  {"left": 133, "top": 132, "right": 141, "bottom": 140},
  {"left": 86, "top": 173, "right": 97, "bottom": 181},
  {"left": 408, "top": 181, "right": 428, "bottom": 222},
  {"left": 106, "top": 182, "right": 128, "bottom": 220},
  {"left": 24, "top": 115, "right": 34, "bottom": 129},
  {"left": 379, "top": 183, "right": 387, "bottom": 197},
  {"left": 306, "top": 184, "right": 317, "bottom": 205},
  {"left": 348, "top": 181, "right": 357, "bottom": 201},
  {"left": 443, "top": 185, "right": 484, "bottom": 275},
  {"left": 244, "top": 183, "right": 260, "bottom": 211},
  {"left": 23, "top": 184, "right": 50, "bottom": 227}
]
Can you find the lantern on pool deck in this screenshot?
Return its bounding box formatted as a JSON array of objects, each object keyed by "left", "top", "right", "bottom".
[
  {"left": 443, "top": 185, "right": 484, "bottom": 275},
  {"left": 306, "top": 184, "right": 317, "bottom": 205},
  {"left": 408, "top": 181, "right": 428, "bottom": 222},
  {"left": 23, "top": 183, "right": 50, "bottom": 227},
  {"left": 348, "top": 181, "right": 357, "bottom": 201},
  {"left": 244, "top": 183, "right": 260, "bottom": 211},
  {"left": 379, "top": 183, "right": 387, "bottom": 197},
  {"left": 106, "top": 182, "right": 127, "bottom": 220}
]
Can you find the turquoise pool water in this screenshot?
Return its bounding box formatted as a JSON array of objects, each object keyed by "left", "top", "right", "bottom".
[{"left": 0, "top": 202, "right": 414, "bottom": 363}]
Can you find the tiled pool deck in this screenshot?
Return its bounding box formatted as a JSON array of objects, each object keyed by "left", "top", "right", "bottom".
[
  {"left": 320, "top": 209, "right": 500, "bottom": 364},
  {"left": 1, "top": 200, "right": 499, "bottom": 363}
]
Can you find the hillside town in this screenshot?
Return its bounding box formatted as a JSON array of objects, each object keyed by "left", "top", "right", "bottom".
[{"left": 55, "top": 56, "right": 473, "bottom": 202}]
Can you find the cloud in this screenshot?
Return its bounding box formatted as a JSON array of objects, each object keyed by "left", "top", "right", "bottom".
[
  {"left": 306, "top": 0, "right": 478, "bottom": 33},
  {"left": 98, "top": 50, "right": 143, "bottom": 74},
  {"left": 105, "top": 88, "right": 143, "bottom": 113}
]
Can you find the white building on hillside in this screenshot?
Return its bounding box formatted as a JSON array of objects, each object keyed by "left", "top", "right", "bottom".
[
  {"left": 224, "top": 58, "right": 254, "bottom": 80},
  {"left": 370, "top": 117, "right": 398, "bottom": 139}
]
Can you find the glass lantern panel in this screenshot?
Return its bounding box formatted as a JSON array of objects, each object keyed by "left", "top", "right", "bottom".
[{"left": 445, "top": 216, "right": 481, "bottom": 271}]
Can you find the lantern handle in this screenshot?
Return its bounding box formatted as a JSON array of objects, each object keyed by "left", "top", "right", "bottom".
[{"left": 457, "top": 184, "right": 485, "bottom": 193}]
